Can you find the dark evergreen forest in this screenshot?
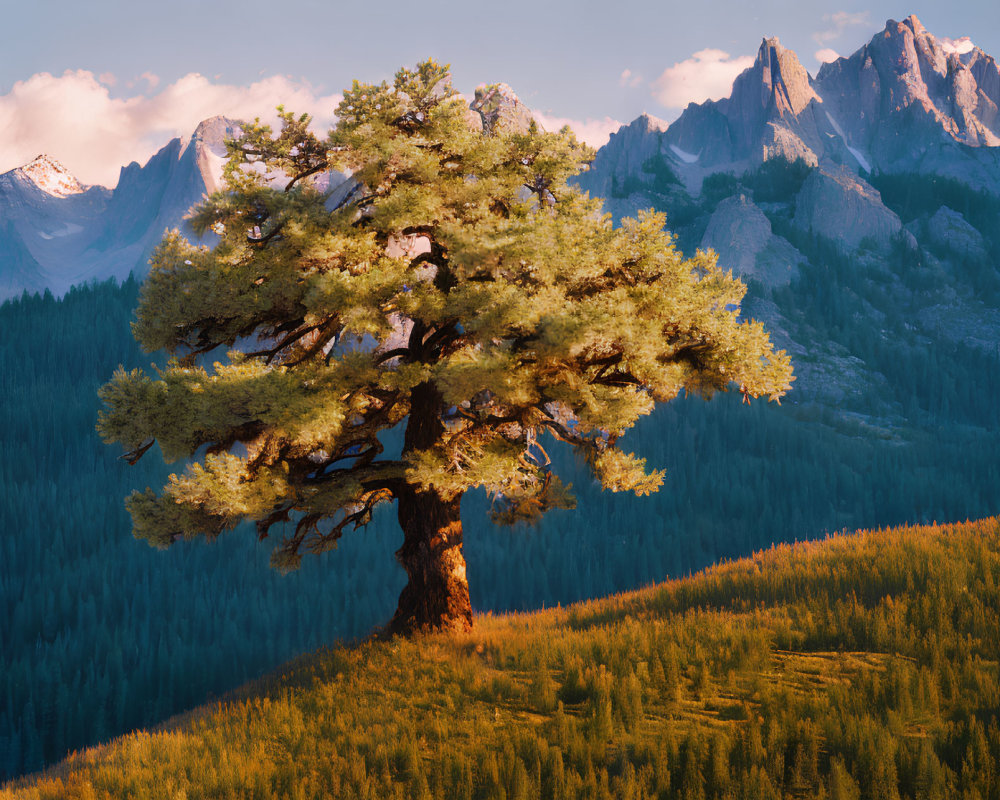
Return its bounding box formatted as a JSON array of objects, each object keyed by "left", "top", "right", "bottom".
[{"left": 3, "top": 164, "right": 1000, "bottom": 778}]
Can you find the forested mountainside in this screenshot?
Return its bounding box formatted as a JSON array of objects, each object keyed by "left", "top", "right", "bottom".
[
  {"left": 0, "top": 281, "right": 398, "bottom": 779},
  {"left": 3, "top": 13, "right": 1000, "bottom": 782},
  {"left": 3, "top": 254, "right": 1000, "bottom": 778},
  {"left": 578, "top": 151, "right": 1000, "bottom": 427},
  {"left": 7, "top": 517, "right": 1000, "bottom": 799}
]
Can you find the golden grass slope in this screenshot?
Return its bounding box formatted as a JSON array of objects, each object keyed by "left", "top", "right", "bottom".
[{"left": 5, "top": 517, "right": 1000, "bottom": 799}]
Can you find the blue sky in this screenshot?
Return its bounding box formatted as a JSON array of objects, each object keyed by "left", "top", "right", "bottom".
[{"left": 2, "top": 1, "right": 996, "bottom": 185}]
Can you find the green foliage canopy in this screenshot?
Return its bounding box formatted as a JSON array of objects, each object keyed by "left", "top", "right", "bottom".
[{"left": 98, "top": 60, "right": 792, "bottom": 573}]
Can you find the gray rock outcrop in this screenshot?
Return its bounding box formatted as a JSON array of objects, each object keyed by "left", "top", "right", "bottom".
[
  {"left": 926, "top": 206, "right": 988, "bottom": 259},
  {"left": 700, "top": 194, "right": 802, "bottom": 287},
  {"left": 793, "top": 166, "right": 909, "bottom": 250}
]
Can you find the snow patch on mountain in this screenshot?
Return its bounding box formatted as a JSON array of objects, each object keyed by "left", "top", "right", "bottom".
[
  {"left": 37, "top": 222, "right": 84, "bottom": 240},
  {"left": 17, "top": 155, "right": 86, "bottom": 197},
  {"left": 669, "top": 144, "right": 700, "bottom": 164},
  {"left": 822, "top": 111, "right": 872, "bottom": 172}
]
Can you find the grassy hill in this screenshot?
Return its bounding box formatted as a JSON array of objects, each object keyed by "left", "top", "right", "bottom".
[{"left": 4, "top": 517, "right": 999, "bottom": 799}]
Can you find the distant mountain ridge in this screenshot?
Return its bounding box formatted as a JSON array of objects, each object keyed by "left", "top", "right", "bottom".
[
  {"left": 2, "top": 14, "right": 997, "bottom": 305},
  {"left": 580, "top": 14, "right": 1000, "bottom": 203},
  {"left": 0, "top": 116, "right": 241, "bottom": 301}
]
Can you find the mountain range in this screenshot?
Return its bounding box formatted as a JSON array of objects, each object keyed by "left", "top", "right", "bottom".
[
  {"left": 577, "top": 14, "right": 1000, "bottom": 425},
  {"left": 3, "top": 15, "right": 997, "bottom": 302},
  {"left": 1, "top": 13, "right": 998, "bottom": 423},
  {"left": 0, "top": 117, "right": 239, "bottom": 300},
  {"left": 582, "top": 14, "right": 1000, "bottom": 199}
]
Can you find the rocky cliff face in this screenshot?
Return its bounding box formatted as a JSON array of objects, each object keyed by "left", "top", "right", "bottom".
[
  {"left": 792, "top": 166, "right": 911, "bottom": 251},
  {"left": 700, "top": 194, "right": 803, "bottom": 288}
]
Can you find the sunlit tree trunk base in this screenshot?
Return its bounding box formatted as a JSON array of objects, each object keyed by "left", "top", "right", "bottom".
[{"left": 390, "top": 490, "right": 473, "bottom": 635}]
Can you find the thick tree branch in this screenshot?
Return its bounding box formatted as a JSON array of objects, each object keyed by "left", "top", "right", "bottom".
[
  {"left": 304, "top": 460, "right": 406, "bottom": 491},
  {"left": 421, "top": 322, "right": 459, "bottom": 358},
  {"left": 246, "top": 318, "right": 330, "bottom": 363},
  {"left": 591, "top": 370, "right": 642, "bottom": 387},
  {"left": 284, "top": 161, "right": 329, "bottom": 193},
  {"left": 256, "top": 503, "right": 294, "bottom": 540},
  {"left": 280, "top": 319, "right": 342, "bottom": 367},
  {"left": 122, "top": 438, "right": 155, "bottom": 465},
  {"left": 375, "top": 347, "right": 412, "bottom": 365}
]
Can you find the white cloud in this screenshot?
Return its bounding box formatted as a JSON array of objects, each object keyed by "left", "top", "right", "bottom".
[
  {"left": 813, "top": 10, "right": 871, "bottom": 45},
  {"left": 651, "top": 49, "right": 754, "bottom": 109},
  {"left": 815, "top": 48, "right": 842, "bottom": 63},
  {"left": 0, "top": 70, "right": 341, "bottom": 187},
  {"left": 941, "top": 37, "right": 975, "bottom": 55},
  {"left": 532, "top": 111, "right": 622, "bottom": 149},
  {"left": 618, "top": 69, "right": 642, "bottom": 89}
]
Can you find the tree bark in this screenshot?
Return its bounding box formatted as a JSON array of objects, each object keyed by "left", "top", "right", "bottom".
[
  {"left": 390, "top": 488, "right": 473, "bottom": 635},
  {"left": 389, "top": 378, "right": 473, "bottom": 635}
]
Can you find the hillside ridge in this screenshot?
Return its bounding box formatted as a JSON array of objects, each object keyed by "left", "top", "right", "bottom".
[{"left": 7, "top": 516, "right": 1000, "bottom": 799}]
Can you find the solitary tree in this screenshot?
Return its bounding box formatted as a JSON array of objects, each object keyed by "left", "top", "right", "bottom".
[{"left": 98, "top": 61, "right": 793, "bottom": 634}]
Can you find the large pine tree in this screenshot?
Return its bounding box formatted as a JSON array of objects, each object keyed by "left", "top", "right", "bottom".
[{"left": 99, "top": 61, "right": 792, "bottom": 633}]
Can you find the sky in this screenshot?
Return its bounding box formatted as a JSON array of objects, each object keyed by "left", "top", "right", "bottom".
[{"left": 2, "top": 0, "right": 997, "bottom": 186}]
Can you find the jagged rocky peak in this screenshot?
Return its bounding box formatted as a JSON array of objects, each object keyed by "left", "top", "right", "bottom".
[
  {"left": 470, "top": 83, "right": 534, "bottom": 134},
  {"left": 662, "top": 35, "right": 824, "bottom": 172},
  {"left": 190, "top": 115, "right": 242, "bottom": 154},
  {"left": 724, "top": 36, "right": 822, "bottom": 165},
  {"left": 188, "top": 116, "right": 243, "bottom": 194},
  {"left": 725, "top": 36, "right": 818, "bottom": 138},
  {"left": 752, "top": 37, "right": 818, "bottom": 118},
  {"left": 876, "top": 16, "right": 964, "bottom": 111},
  {"left": 15, "top": 154, "right": 86, "bottom": 197},
  {"left": 895, "top": 13, "right": 1000, "bottom": 144},
  {"left": 817, "top": 15, "right": 1000, "bottom": 149}
]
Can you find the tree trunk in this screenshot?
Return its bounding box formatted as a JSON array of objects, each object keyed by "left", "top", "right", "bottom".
[
  {"left": 390, "top": 379, "right": 472, "bottom": 635},
  {"left": 390, "top": 488, "right": 472, "bottom": 634}
]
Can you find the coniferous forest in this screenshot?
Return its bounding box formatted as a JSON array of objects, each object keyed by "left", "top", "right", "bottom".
[
  {"left": 3, "top": 237, "right": 1000, "bottom": 779},
  {"left": 7, "top": 517, "right": 1000, "bottom": 799}
]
